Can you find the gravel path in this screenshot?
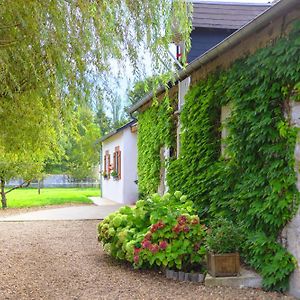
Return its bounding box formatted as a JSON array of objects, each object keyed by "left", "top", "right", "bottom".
[{"left": 0, "top": 220, "right": 295, "bottom": 300}]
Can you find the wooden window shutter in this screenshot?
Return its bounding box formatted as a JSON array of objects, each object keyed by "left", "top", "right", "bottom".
[
  {"left": 117, "top": 150, "right": 121, "bottom": 179},
  {"left": 108, "top": 154, "right": 111, "bottom": 178},
  {"left": 113, "top": 152, "right": 116, "bottom": 171},
  {"left": 104, "top": 155, "right": 107, "bottom": 174}
]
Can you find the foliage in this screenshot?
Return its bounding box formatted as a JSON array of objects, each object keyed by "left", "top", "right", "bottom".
[
  {"left": 0, "top": 0, "right": 192, "bottom": 101},
  {"left": 45, "top": 107, "right": 100, "bottom": 180},
  {"left": 0, "top": 91, "right": 64, "bottom": 208},
  {"left": 0, "top": 0, "right": 192, "bottom": 206},
  {"left": 5, "top": 187, "right": 98, "bottom": 208},
  {"left": 64, "top": 107, "right": 100, "bottom": 180},
  {"left": 137, "top": 96, "right": 176, "bottom": 196},
  {"left": 205, "top": 218, "right": 244, "bottom": 254},
  {"left": 242, "top": 231, "right": 297, "bottom": 292},
  {"left": 98, "top": 191, "right": 207, "bottom": 271},
  {"left": 110, "top": 170, "right": 118, "bottom": 178},
  {"left": 138, "top": 22, "right": 300, "bottom": 291},
  {"left": 128, "top": 76, "right": 160, "bottom": 106}
]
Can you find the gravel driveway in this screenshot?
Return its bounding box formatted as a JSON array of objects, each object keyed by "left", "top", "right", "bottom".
[{"left": 0, "top": 220, "right": 294, "bottom": 300}]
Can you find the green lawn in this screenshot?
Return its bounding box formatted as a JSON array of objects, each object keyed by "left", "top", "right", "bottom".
[{"left": 5, "top": 187, "right": 100, "bottom": 208}]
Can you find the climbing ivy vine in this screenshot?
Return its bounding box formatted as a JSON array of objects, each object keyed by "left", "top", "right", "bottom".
[
  {"left": 137, "top": 97, "right": 176, "bottom": 197},
  {"left": 138, "top": 22, "right": 300, "bottom": 291},
  {"left": 167, "top": 22, "right": 300, "bottom": 291}
]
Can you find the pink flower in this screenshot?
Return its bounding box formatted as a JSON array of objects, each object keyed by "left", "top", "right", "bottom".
[
  {"left": 150, "top": 224, "right": 159, "bottom": 233},
  {"left": 150, "top": 244, "right": 159, "bottom": 254},
  {"left": 159, "top": 240, "right": 168, "bottom": 250},
  {"left": 177, "top": 215, "right": 187, "bottom": 225},
  {"left": 134, "top": 255, "right": 139, "bottom": 263},
  {"left": 141, "top": 240, "right": 151, "bottom": 249},
  {"left": 191, "top": 218, "right": 199, "bottom": 225},
  {"left": 183, "top": 225, "right": 190, "bottom": 233},
  {"left": 157, "top": 221, "right": 165, "bottom": 229},
  {"left": 172, "top": 224, "right": 181, "bottom": 234},
  {"left": 134, "top": 247, "right": 141, "bottom": 255}
]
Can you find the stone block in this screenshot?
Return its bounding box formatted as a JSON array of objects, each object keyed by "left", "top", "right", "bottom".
[
  {"left": 285, "top": 208, "right": 300, "bottom": 298},
  {"left": 205, "top": 268, "right": 262, "bottom": 289}
]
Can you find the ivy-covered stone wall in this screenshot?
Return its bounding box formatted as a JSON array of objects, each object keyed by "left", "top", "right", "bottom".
[
  {"left": 168, "top": 23, "right": 300, "bottom": 291},
  {"left": 137, "top": 96, "right": 176, "bottom": 197},
  {"left": 137, "top": 22, "right": 300, "bottom": 292}
]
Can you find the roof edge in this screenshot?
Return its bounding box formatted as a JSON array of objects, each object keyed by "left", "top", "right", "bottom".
[
  {"left": 100, "top": 120, "right": 137, "bottom": 143},
  {"left": 129, "top": 0, "right": 297, "bottom": 114}
]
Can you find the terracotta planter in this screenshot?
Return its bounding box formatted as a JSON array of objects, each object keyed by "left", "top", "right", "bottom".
[{"left": 207, "top": 252, "right": 240, "bottom": 277}]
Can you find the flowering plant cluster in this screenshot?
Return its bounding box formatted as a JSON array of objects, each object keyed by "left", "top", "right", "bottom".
[
  {"left": 133, "top": 213, "right": 206, "bottom": 270},
  {"left": 98, "top": 191, "right": 207, "bottom": 271}
]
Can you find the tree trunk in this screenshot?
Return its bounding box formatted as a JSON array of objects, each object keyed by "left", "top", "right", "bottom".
[
  {"left": 38, "top": 179, "right": 41, "bottom": 195},
  {"left": 0, "top": 179, "right": 7, "bottom": 209}
]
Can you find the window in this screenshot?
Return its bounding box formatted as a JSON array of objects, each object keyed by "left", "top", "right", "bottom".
[
  {"left": 103, "top": 151, "right": 110, "bottom": 179},
  {"left": 113, "top": 146, "right": 121, "bottom": 179}
]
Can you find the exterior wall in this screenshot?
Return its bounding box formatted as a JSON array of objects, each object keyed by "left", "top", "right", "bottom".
[
  {"left": 188, "top": 28, "right": 235, "bottom": 62},
  {"left": 283, "top": 101, "right": 300, "bottom": 298},
  {"left": 221, "top": 104, "right": 232, "bottom": 157},
  {"left": 101, "top": 127, "right": 138, "bottom": 204},
  {"left": 102, "top": 132, "right": 124, "bottom": 203},
  {"left": 177, "top": 77, "right": 191, "bottom": 157},
  {"left": 187, "top": 8, "right": 300, "bottom": 295},
  {"left": 122, "top": 128, "right": 138, "bottom": 204}
]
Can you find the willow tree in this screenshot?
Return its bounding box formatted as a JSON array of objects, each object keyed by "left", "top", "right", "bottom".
[{"left": 0, "top": 0, "right": 191, "bottom": 208}]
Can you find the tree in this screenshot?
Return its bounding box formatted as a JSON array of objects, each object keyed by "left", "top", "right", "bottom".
[
  {"left": 0, "top": 90, "right": 63, "bottom": 208},
  {"left": 128, "top": 76, "right": 159, "bottom": 106},
  {"left": 0, "top": 1, "right": 191, "bottom": 208},
  {"left": 1, "top": 1, "right": 192, "bottom": 102},
  {"left": 64, "top": 107, "right": 101, "bottom": 180}
]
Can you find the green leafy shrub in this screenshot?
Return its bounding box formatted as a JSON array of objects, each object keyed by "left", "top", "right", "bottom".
[
  {"left": 205, "top": 218, "right": 244, "bottom": 254},
  {"left": 98, "top": 191, "right": 207, "bottom": 271},
  {"left": 242, "top": 232, "right": 297, "bottom": 292}
]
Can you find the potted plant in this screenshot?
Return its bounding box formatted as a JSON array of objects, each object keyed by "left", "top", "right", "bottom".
[
  {"left": 206, "top": 218, "right": 243, "bottom": 277},
  {"left": 110, "top": 170, "right": 119, "bottom": 180},
  {"left": 102, "top": 172, "right": 108, "bottom": 179}
]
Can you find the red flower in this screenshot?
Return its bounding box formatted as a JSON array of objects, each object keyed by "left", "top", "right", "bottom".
[
  {"left": 157, "top": 221, "right": 165, "bottom": 229},
  {"left": 134, "top": 255, "right": 139, "bottom": 264},
  {"left": 183, "top": 225, "right": 190, "bottom": 233},
  {"left": 149, "top": 244, "right": 159, "bottom": 254},
  {"left": 150, "top": 224, "right": 159, "bottom": 233},
  {"left": 177, "top": 215, "right": 187, "bottom": 225},
  {"left": 134, "top": 247, "right": 141, "bottom": 255},
  {"left": 141, "top": 240, "right": 151, "bottom": 249},
  {"left": 191, "top": 217, "right": 199, "bottom": 225},
  {"left": 159, "top": 240, "right": 168, "bottom": 250},
  {"left": 172, "top": 224, "right": 181, "bottom": 234}
]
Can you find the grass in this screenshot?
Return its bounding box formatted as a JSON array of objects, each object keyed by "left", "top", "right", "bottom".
[{"left": 4, "top": 187, "right": 100, "bottom": 208}]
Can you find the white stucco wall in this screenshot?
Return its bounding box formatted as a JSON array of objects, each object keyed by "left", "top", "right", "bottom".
[
  {"left": 101, "top": 132, "right": 124, "bottom": 203},
  {"left": 123, "top": 129, "right": 138, "bottom": 203},
  {"left": 101, "top": 126, "right": 138, "bottom": 204}
]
